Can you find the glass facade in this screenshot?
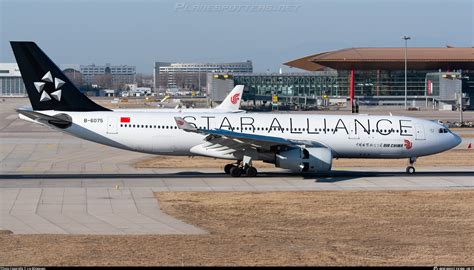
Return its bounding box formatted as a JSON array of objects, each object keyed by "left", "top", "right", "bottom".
[
  {"left": 337, "top": 70, "right": 445, "bottom": 97},
  {"left": 0, "top": 77, "right": 26, "bottom": 96},
  {"left": 233, "top": 72, "right": 338, "bottom": 103},
  {"left": 232, "top": 70, "right": 474, "bottom": 104}
]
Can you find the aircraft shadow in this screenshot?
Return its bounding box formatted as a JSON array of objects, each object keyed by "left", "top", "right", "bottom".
[
  {"left": 0, "top": 170, "right": 473, "bottom": 183},
  {"left": 302, "top": 170, "right": 474, "bottom": 182}
]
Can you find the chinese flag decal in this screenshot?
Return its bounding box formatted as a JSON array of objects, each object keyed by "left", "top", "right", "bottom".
[{"left": 120, "top": 117, "right": 130, "bottom": 123}]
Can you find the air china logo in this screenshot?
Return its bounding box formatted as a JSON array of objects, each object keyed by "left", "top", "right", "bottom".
[
  {"left": 230, "top": 93, "right": 240, "bottom": 104},
  {"left": 34, "top": 71, "right": 65, "bottom": 102},
  {"left": 404, "top": 139, "right": 413, "bottom": 150},
  {"left": 176, "top": 120, "right": 185, "bottom": 126}
]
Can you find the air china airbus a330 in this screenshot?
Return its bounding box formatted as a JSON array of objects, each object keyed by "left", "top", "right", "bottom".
[{"left": 12, "top": 42, "right": 462, "bottom": 177}]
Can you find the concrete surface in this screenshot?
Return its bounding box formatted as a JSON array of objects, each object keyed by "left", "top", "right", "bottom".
[{"left": 0, "top": 186, "right": 205, "bottom": 235}]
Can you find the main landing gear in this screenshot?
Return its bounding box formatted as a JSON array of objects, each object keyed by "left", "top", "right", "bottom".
[
  {"left": 224, "top": 159, "right": 258, "bottom": 177},
  {"left": 406, "top": 157, "right": 417, "bottom": 174}
]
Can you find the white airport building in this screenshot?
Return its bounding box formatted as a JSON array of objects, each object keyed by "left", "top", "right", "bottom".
[
  {"left": 0, "top": 63, "right": 26, "bottom": 97},
  {"left": 154, "top": 61, "right": 253, "bottom": 91}
]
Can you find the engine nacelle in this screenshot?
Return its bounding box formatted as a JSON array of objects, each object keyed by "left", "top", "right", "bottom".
[{"left": 275, "top": 147, "right": 332, "bottom": 173}]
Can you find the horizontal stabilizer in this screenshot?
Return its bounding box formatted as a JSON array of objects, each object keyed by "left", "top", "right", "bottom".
[{"left": 17, "top": 109, "right": 72, "bottom": 128}]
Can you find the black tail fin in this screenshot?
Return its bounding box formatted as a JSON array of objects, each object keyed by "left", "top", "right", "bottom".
[{"left": 10, "top": 41, "right": 110, "bottom": 111}]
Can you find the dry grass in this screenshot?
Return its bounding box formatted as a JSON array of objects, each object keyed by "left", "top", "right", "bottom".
[{"left": 0, "top": 190, "right": 472, "bottom": 266}]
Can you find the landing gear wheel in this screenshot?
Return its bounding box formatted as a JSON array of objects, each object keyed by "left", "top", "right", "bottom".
[
  {"left": 224, "top": 164, "right": 234, "bottom": 174},
  {"left": 245, "top": 166, "right": 258, "bottom": 177},
  {"left": 406, "top": 157, "right": 417, "bottom": 175},
  {"left": 230, "top": 166, "right": 242, "bottom": 177},
  {"left": 406, "top": 166, "right": 416, "bottom": 174}
]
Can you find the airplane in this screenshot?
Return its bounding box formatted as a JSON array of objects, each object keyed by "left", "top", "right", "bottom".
[
  {"left": 11, "top": 41, "right": 462, "bottom": 177},
  {"left": 116, "top": 84, "right": 245, "bottom": 113}
]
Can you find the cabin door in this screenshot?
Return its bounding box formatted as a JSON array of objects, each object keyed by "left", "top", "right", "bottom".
[
  {"left": 107, "top": 117, "right": 118, "bottom": 134},
  {"left": 415, "top": 124, "right": 425, "bottom": 140},
  {"left": 349, "top": 123, "right": 359, "bottom": 139}
]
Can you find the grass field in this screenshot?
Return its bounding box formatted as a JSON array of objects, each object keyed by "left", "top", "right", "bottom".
[{"left": 0, "top": 190, "right": 472, "bottom": 266}]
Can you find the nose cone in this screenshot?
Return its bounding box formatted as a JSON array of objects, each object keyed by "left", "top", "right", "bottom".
[{"left": 451, "top": 133, "right": 462, "bottom": 148}]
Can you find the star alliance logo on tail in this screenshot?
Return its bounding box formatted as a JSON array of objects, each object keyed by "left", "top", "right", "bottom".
[{"left": 34, "top": 71, "right": 64, "bottom": 102}]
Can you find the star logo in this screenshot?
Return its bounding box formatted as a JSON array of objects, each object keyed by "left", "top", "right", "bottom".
[{"left": 34, "top": 71, "right": 65, "bottom": 102}]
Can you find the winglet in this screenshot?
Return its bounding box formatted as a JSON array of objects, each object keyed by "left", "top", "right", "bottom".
[
  {"left": 215, "top": 85, "right": 244, "bottom": 111},
  {"left": 174, "top": 117, "right": 198, "bottom": 132}
]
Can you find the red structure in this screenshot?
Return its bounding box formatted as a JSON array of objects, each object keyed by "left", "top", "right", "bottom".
[{"left": 349, "top": 67, "right": 354, "bottom": 106}]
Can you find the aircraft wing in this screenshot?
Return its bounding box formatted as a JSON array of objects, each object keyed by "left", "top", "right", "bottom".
[{"left": 175, "top": 117, "right": 325, "bottom": 151}]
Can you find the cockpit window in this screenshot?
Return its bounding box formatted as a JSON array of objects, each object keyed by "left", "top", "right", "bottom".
[{"left": 438, "top": 128, "right": 449, "bottom": 133}]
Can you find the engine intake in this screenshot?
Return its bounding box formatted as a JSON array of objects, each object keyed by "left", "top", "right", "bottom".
[{"left": 275, "top": 147, "right": 332, "bottom": 173}]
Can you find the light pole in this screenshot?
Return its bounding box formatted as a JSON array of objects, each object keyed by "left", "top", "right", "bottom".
[{"left": 402, "top": 35, "right": 411, "bottom": 110}]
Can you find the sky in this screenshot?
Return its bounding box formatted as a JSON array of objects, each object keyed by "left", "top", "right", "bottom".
[{"left": 0, "top": 0, "right": 473, "bottom": 73}]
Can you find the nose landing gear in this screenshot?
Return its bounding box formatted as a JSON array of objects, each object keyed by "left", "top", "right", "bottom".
[{"left": 406, "top": 157, "right": 417, "bottom": 174}]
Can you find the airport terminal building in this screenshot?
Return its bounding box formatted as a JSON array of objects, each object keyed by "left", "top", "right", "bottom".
[
  {"left": 209, "top": 47, "right": 474, "bottom": 110},
  {"left": 0, "top": 63, "right": 25, "bottom": 97},
  {"left": 154, "top": 61, "right": 253, "bottom": 92}
]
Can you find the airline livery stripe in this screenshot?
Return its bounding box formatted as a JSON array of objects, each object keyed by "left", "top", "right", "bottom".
[{"left": 120, "top": 117, "right": 130, "bottom": 123}]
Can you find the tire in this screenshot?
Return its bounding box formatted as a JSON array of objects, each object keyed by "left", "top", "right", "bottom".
[
  {"left": 406, "top": 166, "right": 415, "bottom": 174},
  {"left": 224, "top": 164, "right": 234, "bottom": 174},
  {"left": 245, "top": 166, "right": 258, "bottom": 177},
  {"left": 230, "top": 166, "right": 242, "bottom": 177}
]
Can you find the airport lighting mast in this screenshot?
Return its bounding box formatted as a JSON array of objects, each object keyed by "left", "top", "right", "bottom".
[{"left": 402, "top": 35, "right": 411, "bottom": 110}]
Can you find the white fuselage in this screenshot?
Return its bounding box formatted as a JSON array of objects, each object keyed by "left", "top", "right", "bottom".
[{"left": 25, "top": 110, "right": 462, "bottom": 161}]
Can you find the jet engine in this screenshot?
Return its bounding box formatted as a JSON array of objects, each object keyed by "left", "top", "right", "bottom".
[{"left": 275, "top": 147, "right": 332, "bottom": 173}]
